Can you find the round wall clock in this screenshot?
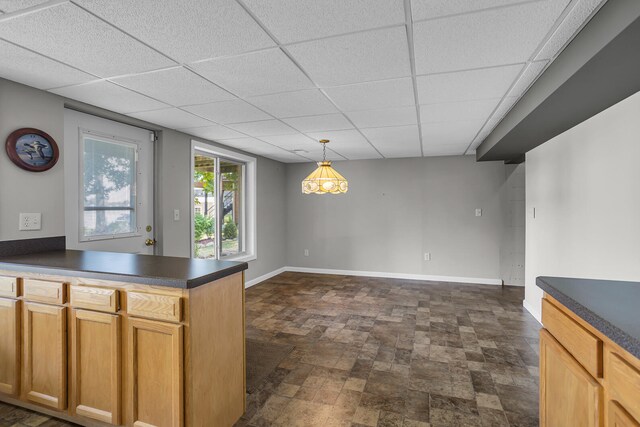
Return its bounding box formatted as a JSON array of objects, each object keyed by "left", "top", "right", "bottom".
[{"left": 5, "top": 128, "right": 59, "bottom": 172}]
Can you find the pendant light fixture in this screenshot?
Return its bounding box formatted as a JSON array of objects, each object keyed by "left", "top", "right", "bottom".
[{"left": 301, "top": 139, "right": 348, "bottom": 194}]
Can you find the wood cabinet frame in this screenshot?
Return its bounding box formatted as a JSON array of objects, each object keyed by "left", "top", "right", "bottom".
[{"left": 0, "top": 297, "right": 20, "bottom": 395}]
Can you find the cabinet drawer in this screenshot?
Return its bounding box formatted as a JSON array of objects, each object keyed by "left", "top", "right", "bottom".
[
  {"left": 70, "top": 285, "right": 118, "bottom": 313},
  {"left": 609, "top": 401, "right": 639, "bottom": 427},
  {"left": 608, "top": 351, "right": 640, "bottom": 423},
  {"left": 0, "top": 276, "right": 18, "bottom": 298},
  {"left": 127, "top": 292, "right": 182, "bottom": 323},
  {"left": 23, "top": 279, "right": 65, "bottom": 305},
  {"left": 542, "top": 298, "right": 602, "bottom": 378}
]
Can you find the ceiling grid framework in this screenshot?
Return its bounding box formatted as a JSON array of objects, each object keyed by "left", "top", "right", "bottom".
[{"left": 0, "top": 0, "right": 608, "bottom": 163}]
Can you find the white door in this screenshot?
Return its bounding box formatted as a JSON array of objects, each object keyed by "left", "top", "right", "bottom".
[{"left": 64, "top": 109, "right": 155, "bottom": 254}]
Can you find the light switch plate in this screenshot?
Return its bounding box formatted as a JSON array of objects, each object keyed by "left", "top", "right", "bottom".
[
  {"left": 475, "top": 208, "right": 482, "bottom": 217},
  {"left": 174, "top": 209, "right": 180, "bottom": 221},
  {"left": 19, "top": 213, "right": 41, "bottom": 230}
]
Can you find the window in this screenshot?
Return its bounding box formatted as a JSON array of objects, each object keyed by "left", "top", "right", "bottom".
[
  {"left": 191, "top": 142, "right": 256, "bottom": 261},
  {"left": 80, "top": 132, "right": 139, "bottom": 240}
]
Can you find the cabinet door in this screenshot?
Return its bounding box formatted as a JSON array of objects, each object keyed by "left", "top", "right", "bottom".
[
  {"left": 609, "top": 401, "right": 640, "bottom": 427},
  {"left": 0, "top": 298, "right": 20, "bottom": 395},
  {"left": 23, "top": 302, "right": 67, "bottom": 410},
  {"left": 540, "top": 329, "right": 602, "bottom": 427},
  {"left": 71, "top": 309, "right": 121, "bottom": 424},
  {"left": 128, "top": 317, "right": 183, "bottom": 427}
]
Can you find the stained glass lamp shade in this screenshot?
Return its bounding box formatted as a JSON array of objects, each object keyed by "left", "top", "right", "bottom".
[{"left": 301, "top": 140, "right": 348, "bottom": 195}]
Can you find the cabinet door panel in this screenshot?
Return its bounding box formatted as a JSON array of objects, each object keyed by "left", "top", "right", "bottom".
[
  {"left": 540, "top": 329, "right": 602, "bottom": 427},
  {"left": 0, "top": 298, "right": 20, "bottom": 395},
  {"left": 128, "top": 317, "right": 183, "bottom": 427},
  {"left": 23, "top": 302, "right": 67, "bottom": 410},
  {"left": 71, "top": 309, "right": 121, "bottom": 424},
  {"left": 609, "top": 401, "right": 640, "bottom": 427}
]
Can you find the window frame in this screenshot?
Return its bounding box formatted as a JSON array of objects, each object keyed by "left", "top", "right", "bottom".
[
  {"left": 190, "top": 140, "right": 257, "bottom": 262},
  {"left": 78, "top": 129, "right": 142, "bottom": 242}
]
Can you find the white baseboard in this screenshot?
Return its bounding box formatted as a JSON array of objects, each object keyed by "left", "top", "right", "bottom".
[
  {"left": 245, "top": 267, "right": 286, "bottom": 288},
  {"left": 523, "top": 299, "right": 542, "bottom": 324},
  {"left": 246, "top": 265, "right": 503, "bottom": 288}
]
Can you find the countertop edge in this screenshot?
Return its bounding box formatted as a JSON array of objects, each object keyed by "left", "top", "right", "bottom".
[
  {"left": 0, "top": 260, "right": 248, "bottom": 289},
  {"left": 536, "top": 276, "right": 640, "bottom": 359}
]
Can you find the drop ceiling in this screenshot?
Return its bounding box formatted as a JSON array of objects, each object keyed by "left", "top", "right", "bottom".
[{"left": 0, "top": 0, "right": 607, "bottom": 163}]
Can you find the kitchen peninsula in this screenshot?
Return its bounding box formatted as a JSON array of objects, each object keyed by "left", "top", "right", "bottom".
[{"left": 0, "top": 249, "right": 248, "bottom": 427}]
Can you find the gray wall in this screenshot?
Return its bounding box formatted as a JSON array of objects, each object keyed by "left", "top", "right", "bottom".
[
  {"left": 525, "top": 90, "right": 640, "bottom": 320},
  {"left": 0, "top": 78, "right": 287, "bottom": 282},
  {"left": 286, "top": 156, "right": 521, "bottom": 283},
  {"left": 0, "top": 79, "right": 65, "bottom": 240}
]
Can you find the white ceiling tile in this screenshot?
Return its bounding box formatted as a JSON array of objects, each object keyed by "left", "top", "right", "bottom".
[
  {"left": 248, "top": 90, "right": 337, "bottom": 118},
  {"left": 333, "top": 145, "right": 383, "bottom": 160},
  {"left": 282, "top": 114, "right": 353, "bottom": 133},
  {"left": 422, "top": 143, "right": 468, "bottom": 157},
  {"left": 411, "top": 0, "right": 528, "bottom": 21},
  {"left": 242, "top": 0, "right": 405, "bottom": 44},
  {"left": 50, "top": 81, "right": 167, "bottom": 114},
  {"left": 183, "top": 99, "right": 271, "bottom": 124},
  {"left": 420, "top": 98, "right": 500, "bottom": 123},
  {"left": 178, "top": 124, "right": 246, "bottom": 140},
  {"left": 228, "top": 120, "right": 297, "bottom": 137},
  {"left": 0, "top": 0, "right": 49, "bottom": 12},
  {"left": 128, "top": 108, "right": 213, "bottom": 129},
  {"left": 413, "top": 1, "right": 570, "bottom": 74},
  {"left": 416, "top": 64, "right": 523, "bottom": 104},
  {"left": 536, "top": 0, "right": 606, "bottom": 60},
  {"left": 360, "top": 125, "right": 422, "bottom": 158},
  {"left": 287, "top": 27, "right": 411, "bottom": 87},
  {"left": 75, "top": 0, "right": 275, "bottom": 62},
  {"left": 0, "top": 3, "right": 175, "bottom": 77},
  {"left": 260, "top": 133, "right": 318, "bottom": 150},
  {"left": 305, "top": 129, "right": 369, "bottom": 146},
  {"left": 346, "top": 106, "right": 417, "bottom": 128},
  {"left": 190, "top": 48, "right": 314, "bottom": 97},
  {"left": 325, "top": 78, "right": 415, "bottom": 111},
  {"left": 0, "top": 39, "right": 95, "bottom": 89},
  {"left": 298, "top": 147, "right": 345, "bottom": 161},
  {"left": 507, "top": 61, "right": 548, "bottom": 97},
  {"left": 216, "top": 137, "right": 297, "bottom": 159},
  {"left": 111, "top": 67, "right": 234, "bottom": 107},
  {"left": 421, "top": 121, "right": 483, "bottom": 145}
]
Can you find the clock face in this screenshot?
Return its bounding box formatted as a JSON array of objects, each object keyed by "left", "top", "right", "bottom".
[{"left": 15, "top": 133, "right": 55, "bottom": 167}]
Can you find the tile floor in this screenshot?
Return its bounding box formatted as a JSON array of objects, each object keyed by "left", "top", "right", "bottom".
[{"left": 0, "top": 272, "right": 541, "bottom": 427}]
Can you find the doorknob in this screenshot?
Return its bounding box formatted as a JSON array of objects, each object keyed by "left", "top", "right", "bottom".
[{"left": 145, "top": 238, "right": 157, "bottom": 246}]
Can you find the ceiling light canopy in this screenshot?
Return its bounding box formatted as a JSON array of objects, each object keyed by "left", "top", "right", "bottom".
[{"left": 302, "top": 139, "right": 348, "bottom": 195}]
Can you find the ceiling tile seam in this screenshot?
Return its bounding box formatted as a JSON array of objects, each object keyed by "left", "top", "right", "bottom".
[
  {"left": 45, "top": 65, "right": 184, "bottom": 92},
  {"left": 404, "top": 0, "right": 424, "bottom": 156},
  {"left": 414, "top": 61, "right": 528, "bottom": 78},
  {"left": 411, "top": 0, "right": 544, "bottom": 25},
  {"left": 0, "top": 35, "right": 104, "bottom": 88},
  {"left": 68, "top": 0, "right": 179, "bottom": 69},
  {"left": 234, "top": 0, "right": 385, "bottom": 161},
  {"left": 462, "top": 0, "right": 591, "bottom": 154},
  {"left": 0, "top": 0, "right": 67, "bottom": 22}
]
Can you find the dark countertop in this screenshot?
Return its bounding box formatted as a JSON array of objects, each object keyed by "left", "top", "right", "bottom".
[
  {"left": 537, "top": 276, "right": 640, "bottom": 359},
  {"left": 0, "top": 250, "right": 248, "bottom": 289}
]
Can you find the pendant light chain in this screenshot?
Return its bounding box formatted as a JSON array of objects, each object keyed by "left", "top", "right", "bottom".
[{"left": 322, "top": 141, "right": 327, "bottom": 162}]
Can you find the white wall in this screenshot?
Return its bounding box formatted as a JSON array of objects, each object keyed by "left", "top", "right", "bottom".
[
  {"left": 0, "top": 79, "right": 65, "bottom": 240},
  {"left": 285, "top": 155, "right": 522, "bottom": 284},
  {"left": 525, "top": 90, "right": 640, "bottom": 321}
]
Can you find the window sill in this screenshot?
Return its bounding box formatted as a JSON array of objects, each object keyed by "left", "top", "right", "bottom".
[{"left": 222, "top": 254, "right": 256, "bottom": 263}]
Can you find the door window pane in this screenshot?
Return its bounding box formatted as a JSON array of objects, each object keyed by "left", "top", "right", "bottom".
[{"left": 82, "top": 136, "right": 137, "bottom": 238}]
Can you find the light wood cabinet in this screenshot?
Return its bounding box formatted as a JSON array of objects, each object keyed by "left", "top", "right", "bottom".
[
  {"left": 541, "top": 295, "right": 640, "bottom": 427},
  {"left": 23, "top": 302, "right": 67, "bottom": 410},
  {"left": 0, "top": 271, "right": 245, "bottom": 426},
  {"left": 540, "top": 328, "right": 602, "bottom": 427},
  {"left": 71, "top": 309, "right": 121, "bottom": 424},
  {"left": 0, "top": 298, "right": 20, "bottom": 395},
  {"left": 128, "top": 317, "right": 183, "bottom": 427}
]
